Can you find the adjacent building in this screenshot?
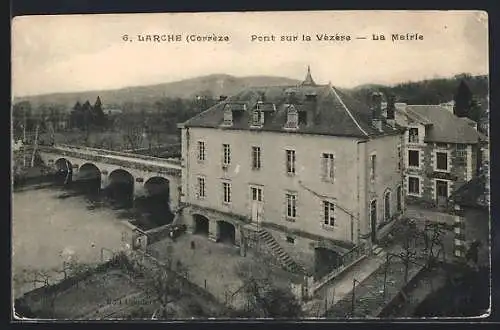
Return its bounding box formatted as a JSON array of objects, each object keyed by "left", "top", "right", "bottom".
[
  {"left": 392, "top": 101, "right": 486, "bottom": 208},
  {"left": 178, "top": 68, "right": 405, "bottom": 277}
]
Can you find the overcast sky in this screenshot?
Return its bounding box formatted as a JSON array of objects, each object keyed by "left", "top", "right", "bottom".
[{"left": 12, "top": 11, "right": 488, "bottom": 97}]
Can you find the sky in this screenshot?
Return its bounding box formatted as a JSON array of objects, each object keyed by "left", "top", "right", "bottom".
[{"left": 12, "top": 11, "right": 488, "bottom": 97}]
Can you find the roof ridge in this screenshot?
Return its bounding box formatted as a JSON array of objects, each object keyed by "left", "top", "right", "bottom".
[
  {"left": 183, "top": 101, "right": 223, "bottom": 124},
  {"left": 329, "top": 86, "right": 369, "bottom": 137}
]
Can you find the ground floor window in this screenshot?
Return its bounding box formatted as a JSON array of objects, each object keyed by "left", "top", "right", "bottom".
[
  {"left": 222, "top": 182, "right": 231, "bottom": 203},
  {"left": 286, "top": 192, "right": 297, "bottom": 219},
  {"left": 384, "top": 190, "right": 391, "bottom": 221},
  {"left": 323, "top": 201, "right": 335, "bottom": 226},
  {"left": 408, "top": 176, "right": 420, "bottom": 195}
]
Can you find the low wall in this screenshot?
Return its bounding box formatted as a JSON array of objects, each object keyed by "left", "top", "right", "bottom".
[
  {"left": 376, "top": 263, "right": 428, "bottom": 317},
  {"left": 145, "top": 224, "right": 174, "bottom": 245},
  {"left": 15, "top": 258, "right": 120, "bottom": 317},
  {"left": 310, "top": 254, "right": 367, "bottom": 296}
]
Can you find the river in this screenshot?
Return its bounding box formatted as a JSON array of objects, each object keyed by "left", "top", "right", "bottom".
[{"left": 12, "top": 181, "right": 152, "bottom": 299}]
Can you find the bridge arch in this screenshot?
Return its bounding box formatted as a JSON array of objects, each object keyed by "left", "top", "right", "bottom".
[
  {"left": 78, "top": 163, "right": 101, "bottom": 181},
  {"left": 77, "top": 163, "right": 102, "bottom": 196},
  {"left": 107, "top": 169, "right": 135, "bottom": 208},
  {"left": 54, "top": 158, "right": 73, "bottom": 184},
  {"left": 139, "top": 176, "right": 174, "bottom": 225},
  {"left": 55, "top": 158, "right": 72, "bottom": 172},
  {"left": 144, "top": 176, "right": 170, "bottom": 197}
]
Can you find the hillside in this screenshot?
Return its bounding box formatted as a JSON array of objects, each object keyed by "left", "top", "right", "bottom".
[
  {"left": 13, "top": 74, "right": 301, "bottom": 110},
  {"left": 13, "top": 73, "right": 489, "bottom": 114},
  {"left": 350, "top": 74, "right": 489, "bottom": 107}
]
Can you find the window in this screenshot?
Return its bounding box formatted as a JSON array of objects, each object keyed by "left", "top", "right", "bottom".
[
  {"left": 384, "top": 191, "right": 391, "bottom": 221},
  {"left": 397, "top": 145, "right": 402, "bottom": 171},
  {"left": 197, "top": 141, "right": 206, "bottom": 162},
  {"left": 286, "top": 192, "right": 297, "bottom": 219},
  {"left": 397, "top": 186, "right": 402, "bottom": 211},
  {"left": 370, "top": 154, "right": 377, "bottom": 180},
  {"left": 223, "top": 144, "right": 231, "bottom": 166},
  {"left": 322, "top": 153, "right": 335, "bottom": 181},
  {"left": 252, "top": 110, "right": 264, "bottom": 126},
  {"left": 323, "top": 201, "right": 335, "bottom": 226},
  {"left": 197, "top": 176, "right": 206, "bottom": 198},
  {"left": 222, "top": 182, "right": 231, "bottom": 204},
  {"left": 251, "top": 186, "right": 263, "bottom": 202},
  {"left": 408, "top": 127, "right": 419, "bottom": 143},
  {"left": 436, "top": 152, "right": 448, "bottom": 171},
  {"left": 408, "top": 150, "right": 419, "bottom": 168},
  {"left": 252, "top": 146, "right": 261, "bottom": 170},
  {"left": 286, "top": 106, "right": 298, "bottom": 129},
  {"left": 408, "top": 177, "right": 420, "bottom": 195},
  {"left": 456, "top": 144, "right": 467, "bottom": 165},
  {"left": 286, "top": 149, "right": 296, "bottom": 175}
]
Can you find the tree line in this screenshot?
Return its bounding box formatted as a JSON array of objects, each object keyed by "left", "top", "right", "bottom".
[
  {"left": 12, "top": 94, "right": 217, "bottom": 147},
  {"left": 351, "top": 74, "right": 488, "bottom": 123}
]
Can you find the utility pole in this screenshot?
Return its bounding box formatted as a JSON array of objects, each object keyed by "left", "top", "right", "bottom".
[
  {"left": 383, "top": 253, "right": 390, "bottom": 300},
  {"left": 351, "top": 279, "right": 356, "bottom": 317}
]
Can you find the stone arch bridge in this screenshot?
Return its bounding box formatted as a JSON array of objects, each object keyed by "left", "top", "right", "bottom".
[{"left": 37, "top": 144, "right": 182, "bottom": 211}]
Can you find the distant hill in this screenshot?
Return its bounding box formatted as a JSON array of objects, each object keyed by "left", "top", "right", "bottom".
[
  {"left": 13, "top": 74, "right": 301, "bottom": 110},
  {"left": 13, "top": 73, "right": 489, "bottom": 113}
]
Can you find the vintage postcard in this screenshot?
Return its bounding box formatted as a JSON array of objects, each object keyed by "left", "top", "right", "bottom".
[{"left": 11, "top": 10, "right": 490, "bottom": 320}]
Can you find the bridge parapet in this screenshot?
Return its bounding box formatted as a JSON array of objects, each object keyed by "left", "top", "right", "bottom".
[
  {"left": 55, "top": 144, "right": 182, "bottom": 167},
  {"left": 38, "top": 146, "right": 181, "bottom": 177}
]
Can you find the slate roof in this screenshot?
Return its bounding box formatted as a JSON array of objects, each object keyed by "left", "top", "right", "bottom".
[
  {"left": 450, "top": 174, "right": 488, "bottom": 209},
  {"left": 182, "top": 70, "right": 403, "bottom": 139},
  {"left": 405, "top": 105, "right": 484, "bottom": 144}
]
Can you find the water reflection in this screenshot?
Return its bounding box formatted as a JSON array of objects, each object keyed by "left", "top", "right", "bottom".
[{"left": 14, "top": 167, "right": 174, "bottom": 230}]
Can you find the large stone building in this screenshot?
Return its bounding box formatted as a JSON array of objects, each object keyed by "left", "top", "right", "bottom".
[
  {"left": 391, "top": 101, "right": 486, "bottom": 208},
  {"left": 178, "top": 68, "right": 405, "bottom": 277}
]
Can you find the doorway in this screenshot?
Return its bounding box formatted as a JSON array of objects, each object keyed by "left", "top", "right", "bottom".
[
  {"left": 436, "top": 180, "right": 448, "bottom": 208},
  {"left": 250, "top": 186, "right": 263, "bottom": 223}
]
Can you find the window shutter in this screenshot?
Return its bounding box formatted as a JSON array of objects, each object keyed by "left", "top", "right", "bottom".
[
  {"left": 330, "top": 155, "right": 335, "bottom": 180},
  {"left": 321, "top": 154, "right": 326, "bottom": 179}
]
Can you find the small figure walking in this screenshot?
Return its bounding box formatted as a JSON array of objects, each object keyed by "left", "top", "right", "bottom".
[{"left": 190, "top": 241, "right": 195, "bottom": 250}]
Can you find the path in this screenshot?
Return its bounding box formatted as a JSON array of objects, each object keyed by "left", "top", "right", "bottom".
[{"left": 302, "top": 252, "right": 387, "bottom": 317}]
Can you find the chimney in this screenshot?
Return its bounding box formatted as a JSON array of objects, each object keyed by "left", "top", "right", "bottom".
[
  {"left": 395, "top": 102, "right": 407, "bottom": 113},
  {"left": 440, "top": 100, "right": 455, "bottom": 113},
  {"left": 371, "top": 92, "right": 383, "bottom": 132},
  {"left": 386, "top": 94, "right": 396, "bottom": 127}
]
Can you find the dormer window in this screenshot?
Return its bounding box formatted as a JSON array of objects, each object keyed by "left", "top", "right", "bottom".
[
  {"left": 285, "top": 105, "right": 298, "bottom": 129},
  {"left": 256, "top": 100, "right": 263, "bottom": 111},
  {"left": 223, "top": 107, "right": 233, "bottom": 126},
  {"left": 252, "top": 110, "right": 264, "bottom": 127}
]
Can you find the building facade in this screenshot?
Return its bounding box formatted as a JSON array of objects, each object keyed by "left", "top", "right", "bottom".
[
  {"left": 393, "top": 102, "right": 486, "bottom": 208},
  {"left": 178, "top": 68, "right": 405, "bottom": 277}
]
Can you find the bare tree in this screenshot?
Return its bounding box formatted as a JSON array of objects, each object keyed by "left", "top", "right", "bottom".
[
  {"left": 234, "top": 253, "right": 302, "bottom": 317},
  {"left": 146, "top": 269, "right": 180, "bottom": 319}
]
